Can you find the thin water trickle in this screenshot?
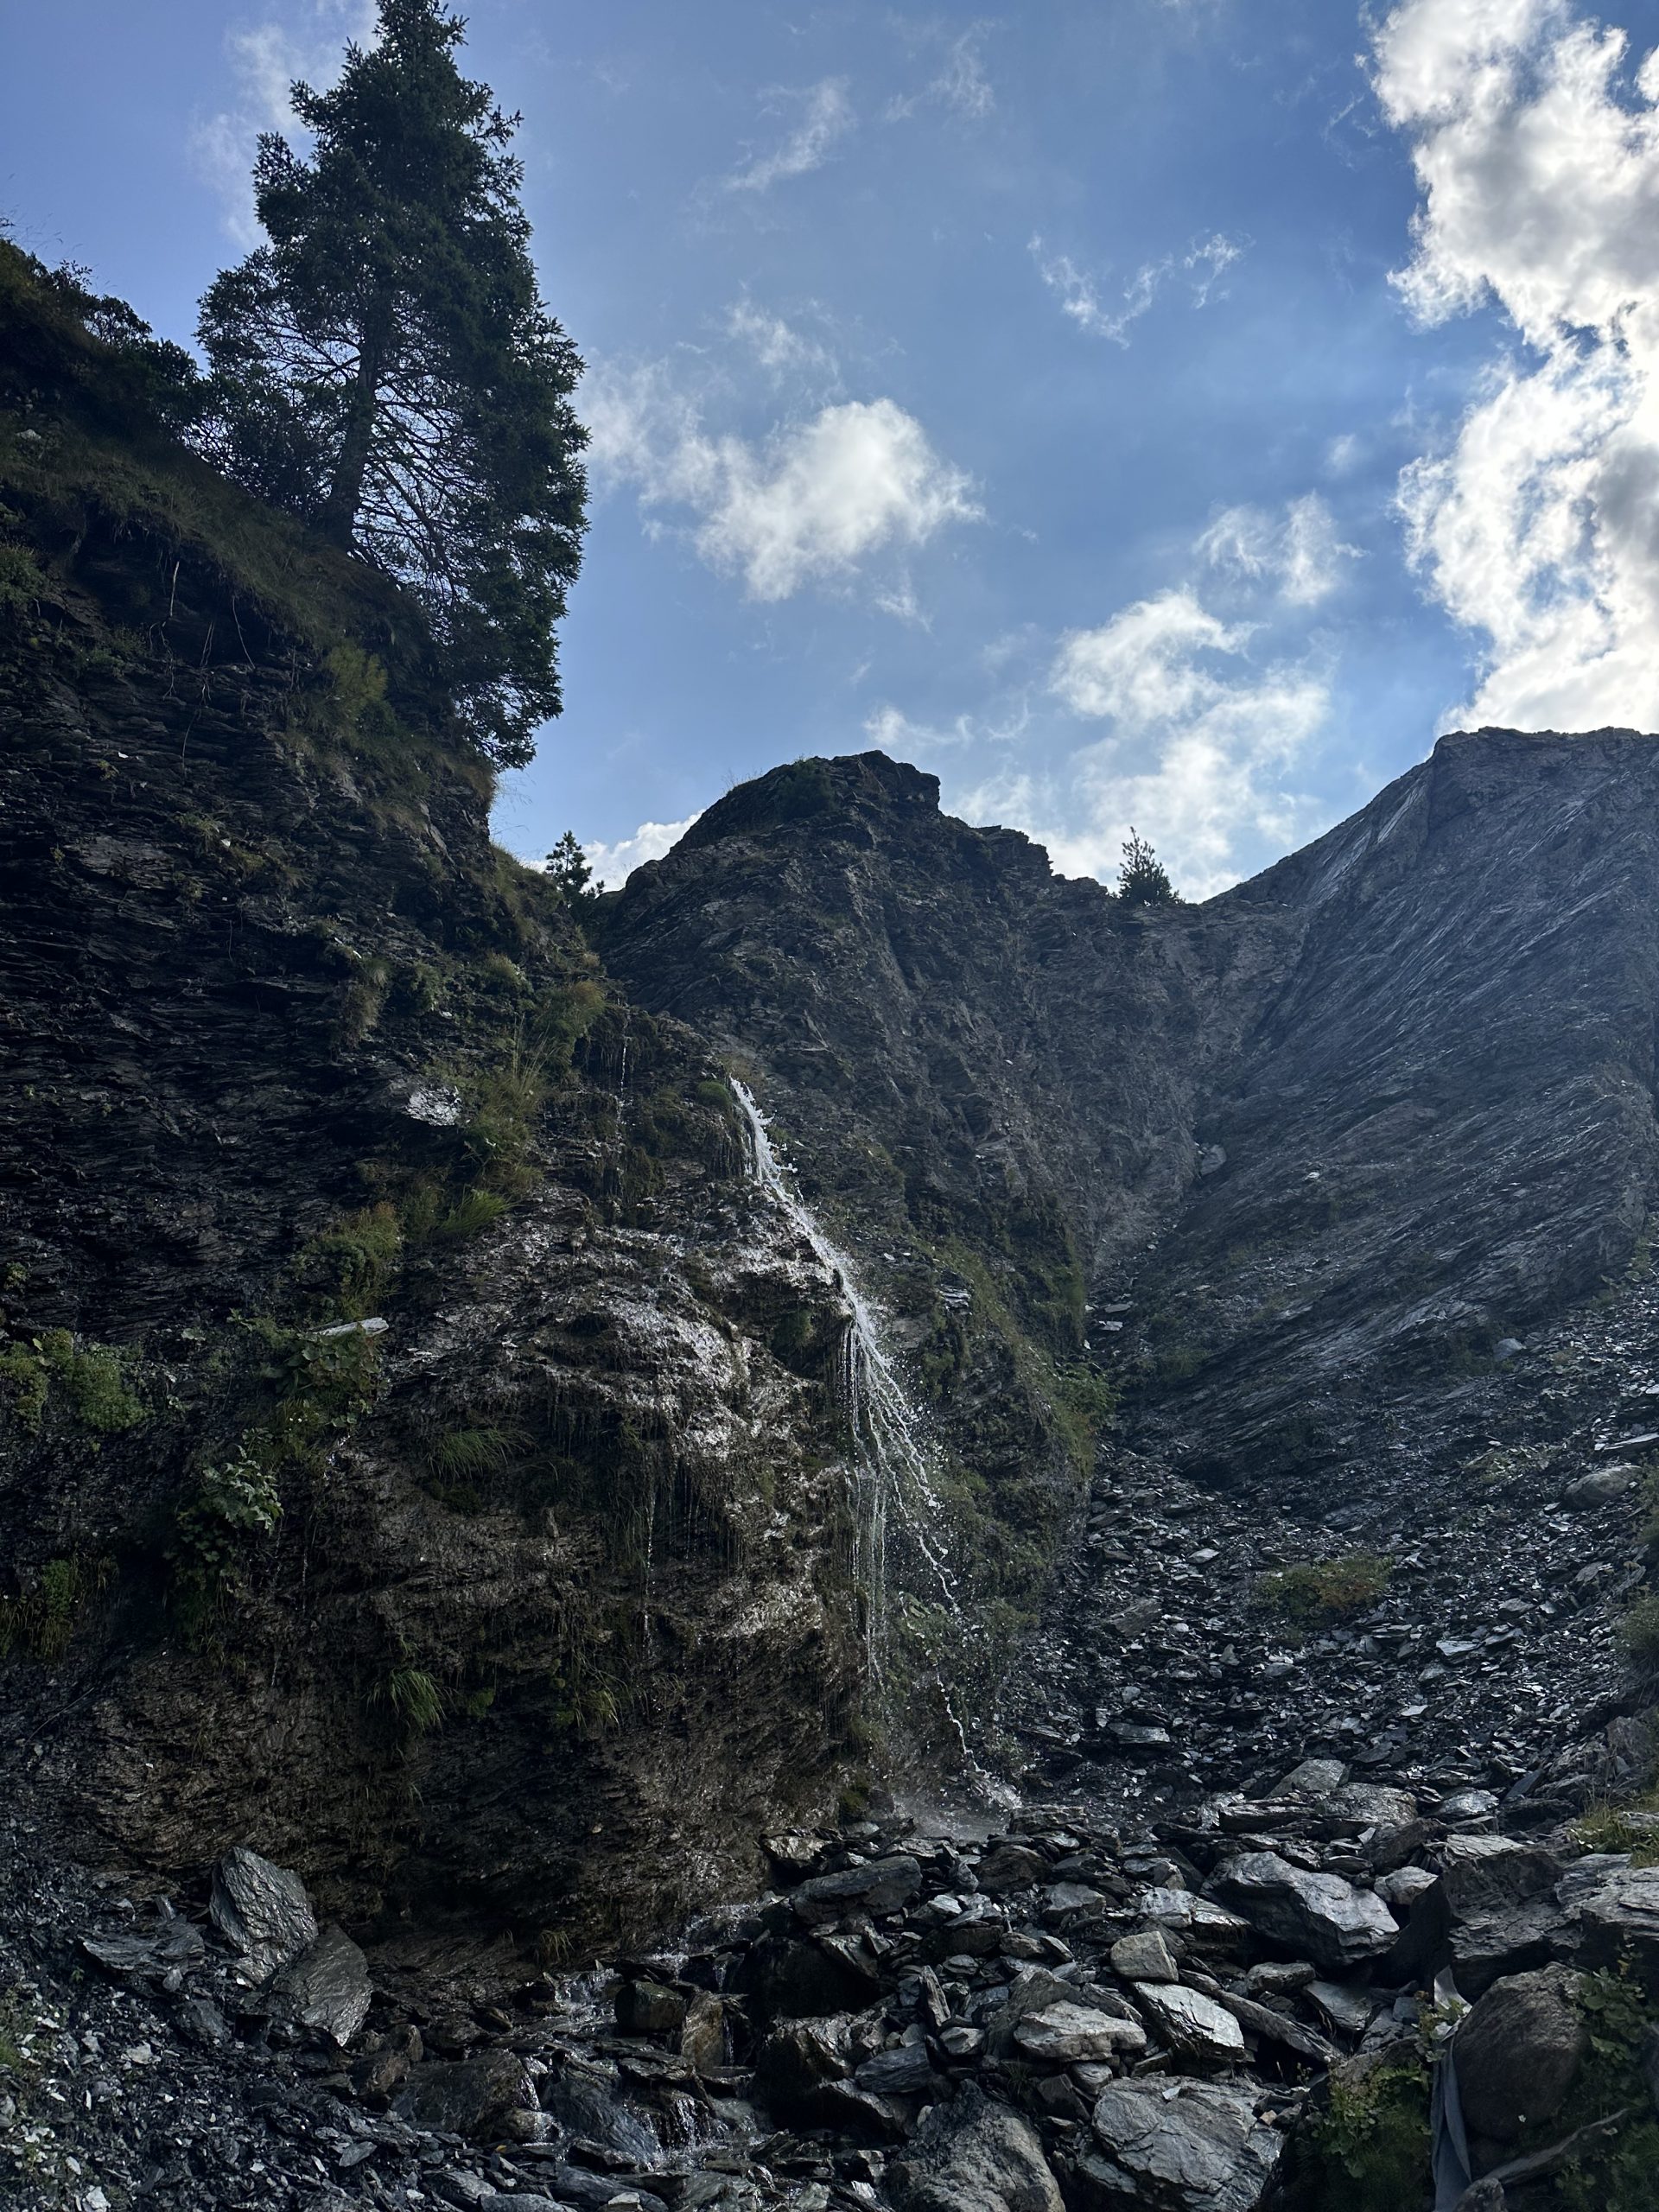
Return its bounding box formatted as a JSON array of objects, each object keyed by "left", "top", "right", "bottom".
[{"left": 732, "top": 1079, "right": 984, "bottom": 1771}]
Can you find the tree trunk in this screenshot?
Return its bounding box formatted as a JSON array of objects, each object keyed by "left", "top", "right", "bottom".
[{"left": 319, "top": 303, "right": 391, "bottom": 550}]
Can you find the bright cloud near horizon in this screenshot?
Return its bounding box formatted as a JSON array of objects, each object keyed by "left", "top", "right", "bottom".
[{"left": 9, "top": 0, "right": 1659, "bottom": 895}]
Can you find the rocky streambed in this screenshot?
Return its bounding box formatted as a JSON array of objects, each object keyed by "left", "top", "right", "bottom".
[{"left": 5, "top": 1743, "right": 1658, "bottom": 2212}]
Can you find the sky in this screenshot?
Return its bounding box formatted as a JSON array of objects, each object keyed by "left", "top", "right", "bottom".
[{"left": 7, "top": 0, "right": 1659, "bottom": 895}]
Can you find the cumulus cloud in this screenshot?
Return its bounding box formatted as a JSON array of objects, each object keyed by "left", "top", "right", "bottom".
[
  {"left": 1030, "top": 232, "right": 1246, "bottom": 346},
  {"left": 727, "top": 79, "right": 854, "bottom": 194},
  {"left": 193, "top": 3, "right": 374, "bottom": 245},
  {"left": 1376, "top": 0, "right": 1659, "bottom": 728},
  {"left": 962, "top": 588, "right": 1330, "bottom": 895},
  {"left": 1197, "top": 493, "right": 1360, "bottom": 606},
  {"left": 587, "top": 364, "right": 981, "bottom": 602},
  {"left": 582, "top": 817, "right": 699, "bottom": 892}
]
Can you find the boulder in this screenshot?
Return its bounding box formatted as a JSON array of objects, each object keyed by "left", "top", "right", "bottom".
[
  {"left": 1131, "top": 1983, "right": 1245, "bottom": 2065},
  {"left": 1012, "top": 2002, "right": 1147, "bottom": 2064},
  {"left": 1080, "top": 2080, "right": 1282, "bottom": 2210},
  {"left": 1110, "top": 1931, "right": 1179, "bottom": 1983},
  {"left": 1211, "top": 1853, "right": 1397, "bottom": 1972},
  {"left": 1569, "top": 1865, "right": 1659, "bottom": 1988},
  {"left": 792, "top": 1854, "right": 924, "bottom": 1926},
  {"left": 615, "top": 1980, "right": 687, "bottom": 2038},
  {"left": 540, "top": 2059, "right": 659, "bottom": 2164},
  {"left": 1387, "top": 1837, "right": 1567, "bottom": 1996},
  {"left": 679, "top": 1992, "right": 728, "bottom": 2072},
  {"left": 1277, "top": 1759, "right": 1347, "bottom": 1798},
  {"left": 398, "top": 2050, "right": 535, "bottom": 2142},
  {"left": 890, "top": 2082, "right": 1065, "bottom": 2212},
  {"left": 269, "top": 1923, "right": 372, "bottom": 2046},
  {"left": 856, "top": 2041, "right": 938, "bottom": 2094},
  {"left": 1454, "top": 1966, "right": 1587, "bottom": 2145},
  {"left": 976, "top": 1846, "right": 1050, "bottom": 1895},
  {"left": 209, "top": 1845, "right": 317, "bottom": 1983},
  {"left": 736, "top": 1931, "right": 881, "bottom": 2019},
  {"left": 1329, "top": 1784, "right": 1418, "bottom": 1830}
]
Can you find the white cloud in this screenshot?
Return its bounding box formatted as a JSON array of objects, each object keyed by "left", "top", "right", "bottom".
[
  {"left": 1375, "top": 0, "right": 1659, "bottom": 728},
  {"left": 1197, "top": 493, "right": 1360, "bottom": 606},
  {"left": 726, "top": 300, "right": 839, "bottom": 383},
  {"left": 864, "top": 699, "right": 1029, "bottom": 752},
  {"left": 888, "top": 25, "right": 995, "bottom": 122},
  {"left": 192, "top": 3, "right": 374, "bottom": 245},
  {"left": 588, "top": 363, "right": 981, "bottom": 602},
  {"left": 957, "top": 582, "right": 1331, "bottom": 897},
  {"left": 727, "top": 79, "right": 854, "bottom": 194},
  {"left": 583, "top": 817, "right": 699, "bottom": 892},
  {"left": 1030, "top": 232, "right": 1246, "bottom": 346}
]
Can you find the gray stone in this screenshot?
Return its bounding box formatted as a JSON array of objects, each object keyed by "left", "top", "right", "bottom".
[
  {"left": 1564, "top": 1467, "right": 1637, "bottom": 1508},
  {"left": 1454, "top": 1966, "right": 1586, "bottom": 2144},
  {"left": 1084, "top": 2080, "right": 1282, "bottom": 2210},
  {"left": 679, "top": 1991, "right": 728, "bottom": 2072},
  {"left": 856, "top": 2042, "right": 938, "bottom": 2093},
  {"left": 1277, "top": 1759, "right": 1347, "bottom": 1798},
  {"left": 1376, "top": 1866, "right": 1439, "bottom": 1914},
  {"left": 1110, "top": 1931, "right": 1179, "bottom": 1983},
  {"left": 1211, "top": 1852, "right": 1397, "bottom": 1972},
  {"left": 1131, "top": 1983, "right": 1245, "bottom": 2064},
  {"left": 540, "top": 2061, "right": 659, "bottom": 2164},
  {"left": 209, "top": 1845, "right": 317, "bottom": 1983},
  {"left": 736, "top": 1931, "right": 882, "bottom": 2018},
  {"left": 1440, "top": 1789, "right": 1501, "bottom": 1824},
  {"left": 1329, "top": 1783, "right": 1418, "bottom": 1829},
  {"left": 270, "top": 1923, "right": 372, "bottom": 2046},
  {"left": 792, "top": 1854, "right": 923, "bottom": 1926},
  {"left": 80, "top": 1921, "right": 206, "bottom": 1980},
  {"left": 1570, "top": 1865, "right": 1659, "bottom": 1986},
  {"left": 1013, "top": 2002, "right": 1147, "bottom": 2064},
  {"left": 1304, "top": 1980, "right": 1376, "bottom": 2040},
  {"left": 891, "top": 2082, "right": 1065, "bottom": 2212}
]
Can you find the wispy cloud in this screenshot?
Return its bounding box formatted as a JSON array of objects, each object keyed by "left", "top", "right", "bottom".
[
  {"left": 726, "top": 299, "right": 840, "bottom": 384},
  {"left": 727, "top": 78, "right": 855, "bottom": 194},
  {"left": 1375, "top": 0, "right": 1659, "bottom": 731},
  {"left": 1197, "top": 493, "right": 1361, "bottom": 607},
  {"left": 587, "top": 362, "right": 981, "bottom": 603},
  {"left": 864, "top": 698, "right": 1029, "bottom": 751},
  {"left": 1030, "top": 232, "right": 1246, "bottom": 346},
  {"left": 192, "top": 3, "right": 374, "bottom": 245},
  {"left": 887, "top": 22, "right": 995, "bottom": 122}
]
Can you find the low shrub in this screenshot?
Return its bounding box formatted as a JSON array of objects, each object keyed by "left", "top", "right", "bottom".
[{"left": 1255, "top": 1552, "right": 1394, "bottom": 1627}]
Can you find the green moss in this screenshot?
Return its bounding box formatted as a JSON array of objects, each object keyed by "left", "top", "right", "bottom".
[
  {"left": 296, "top": 1201, "right": 403, "bottom": 1318},
  {"left": 0, "top": 1331, "right": 145, "bottom": 1436},
  {"left": 1617, "top": 1592, "right": 1659, "bottom": 1664},
  {"left": 1255, "top": 1553, "right": 1394, "bottom": 1627},
  {"left": 1553, "top": 1970, "right": 1659, "bottom": 2212}
]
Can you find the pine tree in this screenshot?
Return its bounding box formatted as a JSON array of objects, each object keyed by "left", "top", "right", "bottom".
[
  {"left": 196, "top": 0, "right": 586, "bottom": 766},
  {"left": 544, "top": 830, "right": 594, "bottom": 900},
  {"left": 1117, "top": 827, "right": 1177, "bottom": 906}
]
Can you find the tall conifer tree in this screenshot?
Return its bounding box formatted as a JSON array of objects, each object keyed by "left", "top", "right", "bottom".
[{"left": 197, "top": 0, "right": 585, "bottom": 765}]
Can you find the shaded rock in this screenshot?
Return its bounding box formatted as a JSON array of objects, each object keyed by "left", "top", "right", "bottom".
[
  {"left": 209, "top": 1846, "right": 317, "bottom": 1983},
  {"left": 80, "top": 1920, "right": 205, "bottom": 1981},
  {"left": 1211, "top": 1853, "right": 1396, "bottom": 1972},
  {"left": 890, "top": 2082, "right": 1064, "bottom": 2212},
  {"left": 679, "top": 1992, "right": 728, "bottom": 2072},
  {"left": 1082, "top": 2080, "right": 1282, "bottom": 2210},
  {"left": 1329, "top": 1784, "right": 1417, "bottom": 1830},
  {"left": 1110, "top": 1931, "right": 1178, "bottom": 1983},
  {"left": 1376, "top": 1866, "right": 1438, "bottom": 1915},
  {"left": 1455, "top": 1966, "right": 1587, "bottom": 2145},
  {"left": 269, "top": 1923, "right": 371, "bottom": 2047},
  {"left": 398, "top": 2050, "right": 534, "bottom": 2142},
  {"left": 540, "top": 2061, "right": 659, "bottom": 2164},
  {"left": 616, "top": 1980, "right": 687, "bottom": 2038},
  {"left": 976, "top": 1846, "right": 1049, "bottom": 1895},
  {"left": 856, "top": 2042, "right": 938, "bottom": 2093},
  {"left": 1132, "top": 1984, "right": 1245, "bottom": 2065},
  {"left": 1564, "top": 1468, "right": 1637, "bottom": 1508},
  {"left": 735, "top": 1932, "right": 881, "bottom": 2020},
  {"left": 792, "top": 1855, "right": 923, "bottom": 1927},
  {"left": 1216, "top": 1993, "right": 1335, "bottom": 2064}
]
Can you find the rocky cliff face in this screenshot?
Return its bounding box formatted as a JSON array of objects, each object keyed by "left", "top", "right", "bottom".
[{"left": 0, "top": 264, "right": 868, "bottom": 1958}]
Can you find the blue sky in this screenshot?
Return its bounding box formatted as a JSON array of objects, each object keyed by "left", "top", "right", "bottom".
[{"left": 8, "top": 0, "right": 1659, "bottom": 893}]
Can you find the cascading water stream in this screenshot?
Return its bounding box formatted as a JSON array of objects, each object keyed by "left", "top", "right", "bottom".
[{"left": 732, "top": 1080, "right": 984, "bottom": 1772}]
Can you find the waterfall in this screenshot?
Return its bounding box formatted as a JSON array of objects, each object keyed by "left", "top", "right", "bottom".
[{"left": 731, "top": 1079, "right": 970, "bottom": 1701}]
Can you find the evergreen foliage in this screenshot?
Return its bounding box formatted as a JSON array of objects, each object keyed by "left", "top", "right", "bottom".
[
  {"left": 1117, "top": 826, "right": 1178, "bottom": 905},
  {"left": 544, "top": 830, "right": 594, "bottom": 899},
  {"left": 195, "top": 0, "right": 587, "bottom": 766}
]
